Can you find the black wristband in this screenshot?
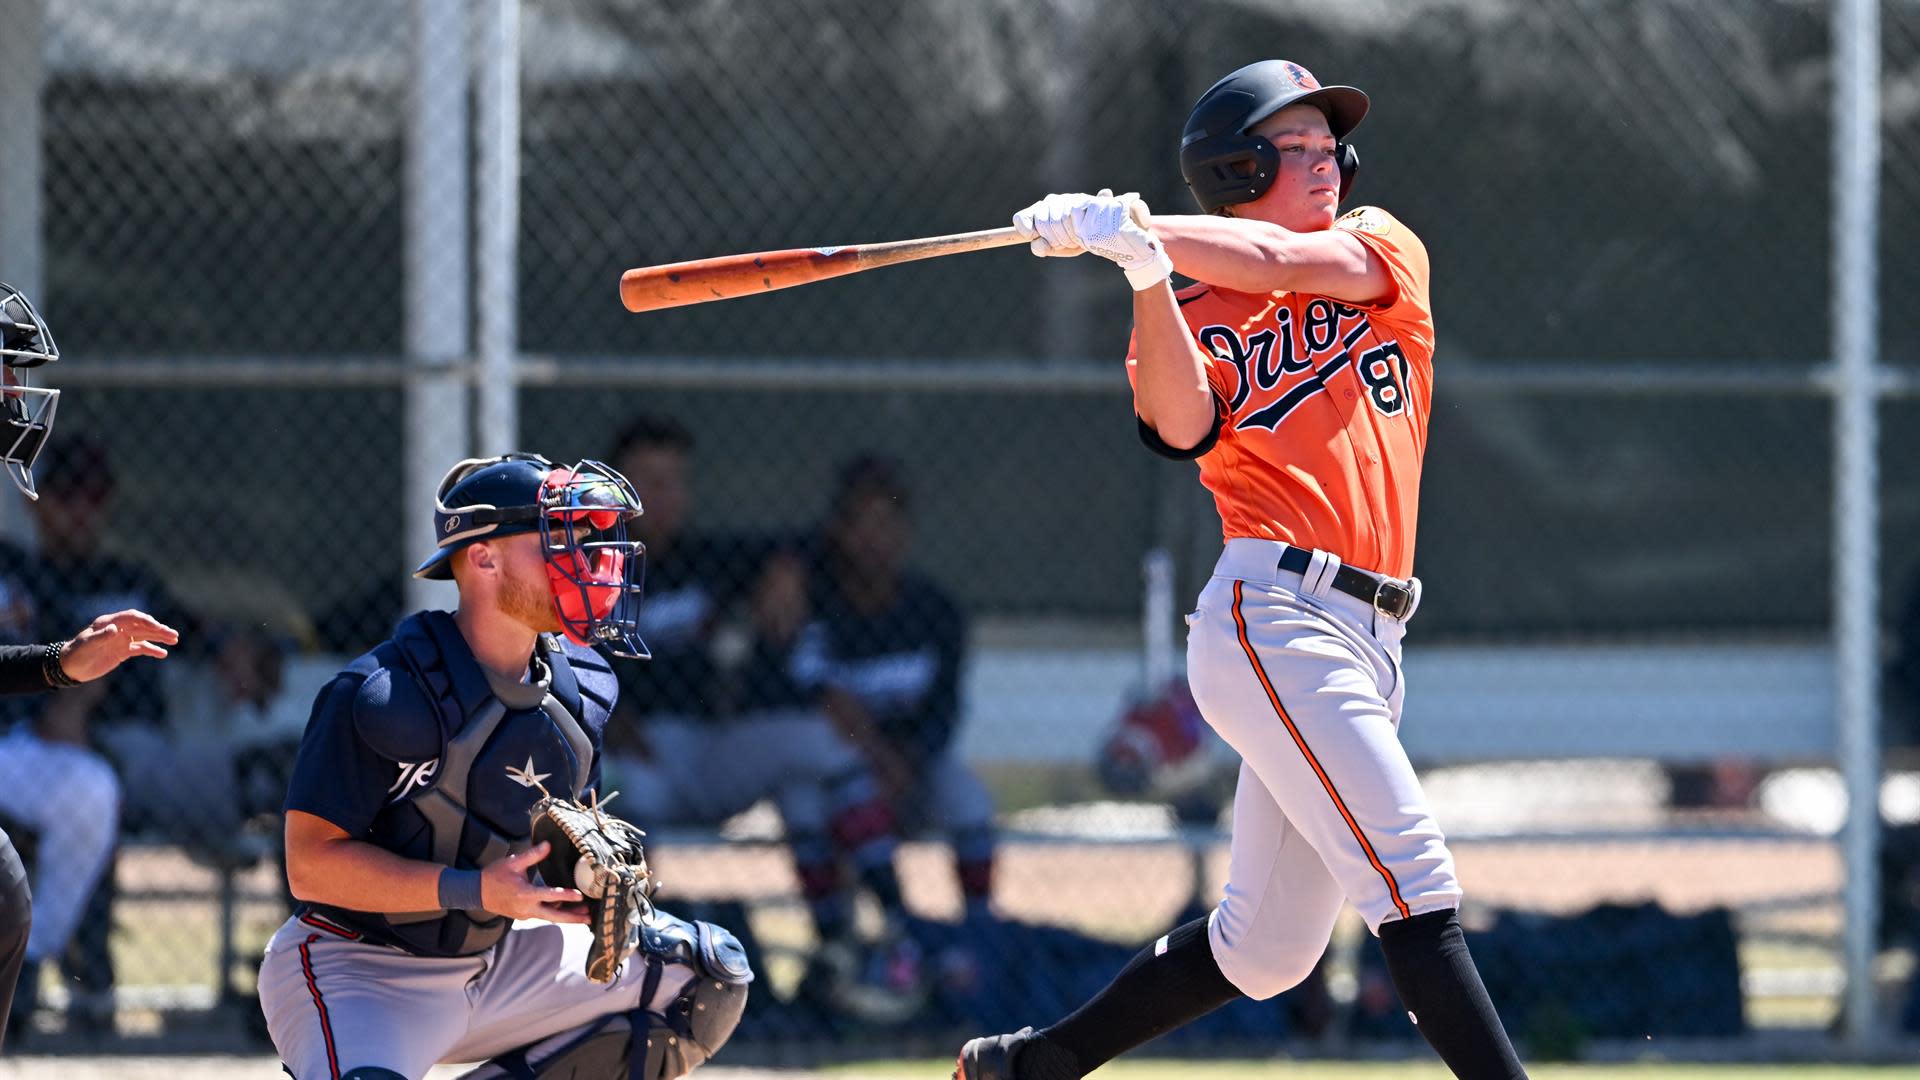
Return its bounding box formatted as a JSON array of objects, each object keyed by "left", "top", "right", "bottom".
[{"left": 42, "top": 641, "right": 80, "bottom": 689}]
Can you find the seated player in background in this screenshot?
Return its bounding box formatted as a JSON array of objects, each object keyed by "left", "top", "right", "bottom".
[
  {"left": 793, "top": 455, "right": 998, "bottom": 993},
  {"left": 0, "top": 433, "right": 198, "bottom": 1036},
  {"left": 0, "top": 281, "right": 180, "bottom": 1047},
  {"left": 598, "top": 416, "right": 919, "bottom": 1022}
]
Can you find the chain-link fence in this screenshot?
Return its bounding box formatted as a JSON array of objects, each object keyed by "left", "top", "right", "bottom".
[{"left": 0, "top": 0, "right": 1915, "bottom": 1066}]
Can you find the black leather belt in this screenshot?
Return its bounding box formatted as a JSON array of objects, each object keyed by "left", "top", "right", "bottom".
[{"left": 1276, "top": 546, "right": 1415, "bottom": 620}]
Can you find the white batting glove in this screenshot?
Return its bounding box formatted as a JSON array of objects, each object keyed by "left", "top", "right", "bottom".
[
  {"left": 1012, "top": 190, "right": 1173, "bottom": 290},
  {"left": 1011, "top": 193, "right": 1090, "bottom": 258},
  {"left": 1074, "top": 189, "right": 1173, "bottom": 291}
]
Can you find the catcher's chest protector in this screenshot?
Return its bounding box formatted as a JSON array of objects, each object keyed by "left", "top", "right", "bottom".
[{"left": 353, "top": 611, "right": 601, "bottom": 955}]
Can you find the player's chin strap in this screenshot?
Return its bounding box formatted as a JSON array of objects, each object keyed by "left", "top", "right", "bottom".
[{"left": 456, "top": 909, "right": 753, "bottom": 1080}]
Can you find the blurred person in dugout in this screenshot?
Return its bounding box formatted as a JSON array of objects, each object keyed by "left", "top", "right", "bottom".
[
  {"left": 596, "top": 416, "right": 924, "bottom": 1017},
  {"left": 0, "top": 282, "right": 179, "bottom": 1048},
  {"left": 791, "top": 456, "right": 998, "bottom": 981},
  {"left": 0, "top": 434, "right": 203, "bottom": 1036},
  {"left": 14, "top": 437, "right": 284, "bottom": 843}
]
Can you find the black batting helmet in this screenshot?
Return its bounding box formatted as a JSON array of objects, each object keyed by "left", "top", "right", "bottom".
[
  {"left": 0, "top": 282, "right": 61, "bottom": 500},
  {"left": 1179, "top": 60, "right": 1369, "bottom": 214}
]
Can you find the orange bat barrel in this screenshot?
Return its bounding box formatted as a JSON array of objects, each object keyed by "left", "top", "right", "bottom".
[
  {"left": 619, "top": 227, "right": 1026, "bottom": 313},
  {"left": 620, "top": 246, "right": 864, "bottom": 313}
]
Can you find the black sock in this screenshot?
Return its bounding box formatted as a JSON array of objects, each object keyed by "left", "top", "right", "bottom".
[
  {"left": 1376, "top": 909, "right": 1528, "bottom": 1079},
  {"left": 1034, "top": 915, "right": 1244, "bottom": 1077}
]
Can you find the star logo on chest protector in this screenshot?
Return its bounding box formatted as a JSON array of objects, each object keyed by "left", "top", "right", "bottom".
[{"left": 505, "top": 756, "right": 552, "bottom": 791}]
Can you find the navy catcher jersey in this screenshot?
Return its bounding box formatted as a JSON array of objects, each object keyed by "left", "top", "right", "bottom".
[{"left": 284, "top": 609, "right": 617, "bottom": 955}]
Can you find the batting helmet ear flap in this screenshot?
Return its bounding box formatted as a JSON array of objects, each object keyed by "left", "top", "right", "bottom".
[{"left": 1337, "top": 141, "right": 1359, "bottom": 200}]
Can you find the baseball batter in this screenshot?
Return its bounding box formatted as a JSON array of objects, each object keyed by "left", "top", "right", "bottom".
[
  {"left": 956, "top": 61, "right": 1527, "bottom": 1079},
  {"left": 260, "top": 454, "right": 750, "bottom": 1080}
]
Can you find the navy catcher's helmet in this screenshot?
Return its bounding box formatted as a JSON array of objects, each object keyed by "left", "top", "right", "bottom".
[
  {"left": 1179, "top": 60, "right": 1369, "bottom": 214},
  {"left": 415, "top": 453, "right": 650, "bottom": 657},
  {"left": 0, "top": 282, "right": 61, "bottom": 500}
]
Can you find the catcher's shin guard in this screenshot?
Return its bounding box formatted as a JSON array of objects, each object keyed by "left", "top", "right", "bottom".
[
  {"left": 461, "top": 911, "right": 754, "bottom": 1080},
  {"left": 636, "top": 910, "right": 753, "bottom": 1077},
  {"left": 456, "top": 1012, "right": 635, "bottom": 1080}
]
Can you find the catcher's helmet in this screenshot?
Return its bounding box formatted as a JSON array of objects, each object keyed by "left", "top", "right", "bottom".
[
  {"left": 0, "top": 282, "right": 61, "bottom": 500},
  {"left": 1179, "top": 60, "right": 1369, "bottom": 214},
  {"left": 415, "top": 453, "right": 649, "bottom": 657}
]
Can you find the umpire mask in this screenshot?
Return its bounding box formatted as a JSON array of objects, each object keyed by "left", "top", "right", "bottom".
[{"left": 0, "top": 283, "right": 60, "bottom": 501}]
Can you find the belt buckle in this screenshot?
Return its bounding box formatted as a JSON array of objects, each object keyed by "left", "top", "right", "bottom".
[{"left": 1373, "top": 578, "right": 1413, "bottom": 620}]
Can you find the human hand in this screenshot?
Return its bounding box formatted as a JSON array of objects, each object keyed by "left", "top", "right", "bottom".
[
  {"left": 1012, "top": 192, "right": 1094, "bottom": 258},
  {"left": 57, "top": 609, "right": 180, "bottom": 683},
  {"left": 480, "top": 842, "right": 590, "bottom": 924},
  {"left": 1012, "top": 190, "right": 1169, "bottom": 289},
  {"left": 1070, "top": 189, "right": 1171, "bottom": 290}
]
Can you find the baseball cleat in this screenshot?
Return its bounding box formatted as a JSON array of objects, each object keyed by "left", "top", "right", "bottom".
[{"left": 953, "top": 1025, "right": 1038, "bottom": 1080}]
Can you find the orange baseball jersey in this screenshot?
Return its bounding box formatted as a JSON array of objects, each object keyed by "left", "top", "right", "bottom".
[{"left": 1127, "top": 205, "right": 1433, "bottom": 579}]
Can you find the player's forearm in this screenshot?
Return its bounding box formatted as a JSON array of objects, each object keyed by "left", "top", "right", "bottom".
[
  {"left": 1132, "top": 285, "right": 1219, "bottom": 450},
  {"left": 0, "top": 644, "right": 54, "bottom": 695},
  {"left": 285, "top": 830, "right": 448, "bottom": 913},
  {"left": 1151, "top": 214, "right": 1340, "bottom": 295}
]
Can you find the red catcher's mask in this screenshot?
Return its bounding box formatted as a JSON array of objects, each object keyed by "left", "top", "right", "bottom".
[{"left": 536, "top": 463, "right": 648, "bottom": 657}]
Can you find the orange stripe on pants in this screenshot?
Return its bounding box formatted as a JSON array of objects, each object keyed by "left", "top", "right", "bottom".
[{"left": 1230, "top": 579, "right": 1412, "bottom": 921}]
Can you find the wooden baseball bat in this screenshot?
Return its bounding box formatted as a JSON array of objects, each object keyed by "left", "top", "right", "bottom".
[{"left": 619, "top": 226, "right": 1027, "bottom": 313}]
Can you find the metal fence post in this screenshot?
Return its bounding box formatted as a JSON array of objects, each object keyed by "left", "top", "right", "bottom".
[
  {"left": 1832, "top": 0, "right": 1882, "bottom": 1051},
  {"left": 406, "top": 0, "right": 473, "bottom": 613},
  {"left": 476, "top": 0, "right": 521, "bottom": 456}
]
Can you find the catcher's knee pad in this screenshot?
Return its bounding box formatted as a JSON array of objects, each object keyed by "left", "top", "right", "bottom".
[
  {"left": 460, "top": 913, "right": 752, "bottom": 1080},
  {"left": 636, "top": 910, "right": 753, "bottom": 1078},
  {"left": 339, "top": 1069, "right": 409, "bottom": 1080}
]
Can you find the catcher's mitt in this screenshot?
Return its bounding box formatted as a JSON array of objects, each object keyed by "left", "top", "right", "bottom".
[{"left": 529, "top": 790, "right": 658, "bottom": 983}]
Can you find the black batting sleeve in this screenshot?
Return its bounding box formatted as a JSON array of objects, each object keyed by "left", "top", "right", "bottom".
[
  {"left": 1135, "top": 391, "right": 1228, "bottom": 461},
  {"left": 0, "top": 644, "right": 52, "bottom": 696}
]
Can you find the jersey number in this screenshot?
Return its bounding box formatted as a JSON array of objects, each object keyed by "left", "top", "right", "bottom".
[{"left": 1357, "top": 341, "right": 1410, "bottom": 417}]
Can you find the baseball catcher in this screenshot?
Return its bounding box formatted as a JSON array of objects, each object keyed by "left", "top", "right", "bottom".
[{"left": 262, "top": 453, "right": 750, "bottom": 1079}]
